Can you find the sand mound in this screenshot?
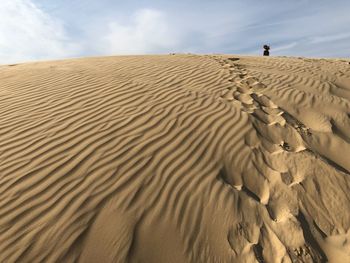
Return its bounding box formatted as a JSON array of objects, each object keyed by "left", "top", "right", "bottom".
[{"left": 0, "top": 54, "right": 349, "bottom": 262}]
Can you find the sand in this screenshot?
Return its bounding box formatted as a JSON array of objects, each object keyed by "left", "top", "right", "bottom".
[{"left": 0, "top": 54, "right": 349, "bottom": 262}]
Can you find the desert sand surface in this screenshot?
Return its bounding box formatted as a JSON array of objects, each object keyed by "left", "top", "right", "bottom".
[{"left": 1, "top": 54, "right": 350, "bottom": 262}]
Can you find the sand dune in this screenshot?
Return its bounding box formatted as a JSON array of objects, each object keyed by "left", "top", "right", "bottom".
[{"left": 0, "top": 54, "right": 350, "bottom": 262}]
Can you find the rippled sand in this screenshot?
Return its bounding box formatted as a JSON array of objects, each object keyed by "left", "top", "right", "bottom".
[{"left": 1, "top": 54, "right": 350, "bottom": 262}]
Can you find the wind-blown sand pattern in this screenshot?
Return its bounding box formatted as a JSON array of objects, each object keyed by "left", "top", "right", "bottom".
[{"left": 1, "top": 54, "right": 350, "bottom": 262}]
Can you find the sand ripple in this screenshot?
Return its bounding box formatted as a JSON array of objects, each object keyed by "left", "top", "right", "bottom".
[{"left": 0, "top": 55, "right": 349, "bottom": 262}]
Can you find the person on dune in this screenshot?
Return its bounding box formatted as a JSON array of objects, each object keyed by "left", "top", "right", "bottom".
[{"left": 263, "top": 45, "right": 270, "bottom": 56}]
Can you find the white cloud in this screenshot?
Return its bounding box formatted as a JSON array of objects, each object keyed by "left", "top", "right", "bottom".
[
  {"left": 309, "top": 33, "right": 350, "bottom": 44},
  {"left": 0, "top": 0, "right": 78, "bottom": 64},
  {"left": 101, "top": 9, "right": 183, "bottom": 55},
  {"left": 1, "top": 1, "right": 350, "bottom": 62},
  {"left": 273, "top": 42, "right": 298, "bottom": 53}
]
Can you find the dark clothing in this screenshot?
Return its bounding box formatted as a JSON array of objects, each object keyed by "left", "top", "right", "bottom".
[{"left": 263, "top": 50, "right": 269, "bottom": 56}]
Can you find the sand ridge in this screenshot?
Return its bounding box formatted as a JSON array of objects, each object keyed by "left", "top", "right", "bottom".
[{"left": 0, "top": 54, "right": 350, "bottom": 262}]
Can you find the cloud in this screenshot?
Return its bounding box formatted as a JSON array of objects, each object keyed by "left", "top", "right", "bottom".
[
  {"left": 0, "top": 0, "right": 78, "bottom": 64},
  {"left": 1, "top": 1, "right": 350, "bottom": 62},
  {"left": 100, "top": 9, "right": 183, "bottom": 55},
  {"left": 309, "top": 33, "right": 350, "bottom": 44},
  {"left": 273, "top": 42, "right": 298, "bottom": 53}
]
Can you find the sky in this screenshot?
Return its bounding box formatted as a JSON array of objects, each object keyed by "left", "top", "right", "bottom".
[{"left": 1, "top": 0, "right": 350, "bottom": 64}]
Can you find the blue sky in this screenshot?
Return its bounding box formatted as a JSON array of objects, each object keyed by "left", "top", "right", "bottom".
[{"left": 1, "top": 0, "right": 350, "bottom": 64}]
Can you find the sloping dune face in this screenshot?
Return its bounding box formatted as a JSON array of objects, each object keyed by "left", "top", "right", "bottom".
[{"left": 0, "top": 55, "right": 350, "bottom": 262}]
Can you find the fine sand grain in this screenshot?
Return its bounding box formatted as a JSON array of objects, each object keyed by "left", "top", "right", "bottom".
[{"left": 0, "top": 54, "right": 350, "bottom": 262}]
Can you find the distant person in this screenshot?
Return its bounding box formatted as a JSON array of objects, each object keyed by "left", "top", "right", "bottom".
[{"left": 263, "top": 45, "right": 270, "bottom": 56}]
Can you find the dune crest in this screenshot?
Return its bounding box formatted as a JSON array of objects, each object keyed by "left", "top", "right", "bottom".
[{"left": 1, "top": 54, "right": 350, "bottom": 262}]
